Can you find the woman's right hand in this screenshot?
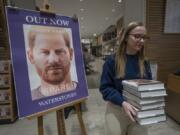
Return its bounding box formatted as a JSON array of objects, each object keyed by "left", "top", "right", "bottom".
[{"left": 122, "top": 101, "right": 138, "bottom": 122}]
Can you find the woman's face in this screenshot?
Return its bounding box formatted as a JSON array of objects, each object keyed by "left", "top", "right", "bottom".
[{"left": 126, "top": 26, "right": 147, "bottom": 55}]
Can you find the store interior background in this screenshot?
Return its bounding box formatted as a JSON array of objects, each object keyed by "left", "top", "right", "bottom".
[
  {"left": 0, "top": 0, "right": 180, "bottom": 134},
  {"left": 6, "top": 0, "right": 180, "bottom": 83}
]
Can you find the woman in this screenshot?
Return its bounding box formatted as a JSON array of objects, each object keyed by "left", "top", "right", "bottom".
[{"left": 99, "top": 21, "right": 152, "bottom": 135}]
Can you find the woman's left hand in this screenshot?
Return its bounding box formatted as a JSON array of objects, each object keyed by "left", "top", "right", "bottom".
[{"left": 122, "top": 101, "right": 138, "bottom": 122}]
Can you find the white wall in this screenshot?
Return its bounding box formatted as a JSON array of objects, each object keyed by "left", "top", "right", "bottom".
[{"left": 123, "top": 0, "right": 146, "bottom": 26}]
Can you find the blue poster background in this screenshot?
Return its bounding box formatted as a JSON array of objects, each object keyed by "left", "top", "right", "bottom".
[{"left": 5, "top": 7, "right": 88, "bottom": 118}]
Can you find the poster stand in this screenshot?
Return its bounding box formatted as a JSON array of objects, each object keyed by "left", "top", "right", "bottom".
[
  {"left": 6, "top": 0, "right": 87, "bottom": 134},
  {"left": 37, "top": 102, "right": 87, "bottom": 135},
  {"left": 35, "top": 1, "right": 87, "bottom": 134}
]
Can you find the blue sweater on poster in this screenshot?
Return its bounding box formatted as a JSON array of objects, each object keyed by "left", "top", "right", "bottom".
[{"left": 99, "top": 54, "right": 152, "bottom": 106}]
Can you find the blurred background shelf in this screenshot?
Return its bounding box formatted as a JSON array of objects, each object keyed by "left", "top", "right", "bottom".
[{"left": 166, "top": 74, "right": 180, "bottom": 123}]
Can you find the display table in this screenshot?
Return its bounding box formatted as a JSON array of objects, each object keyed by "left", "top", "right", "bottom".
[{"left": 166, "top": 74, "right": 180, "bottom": 123}]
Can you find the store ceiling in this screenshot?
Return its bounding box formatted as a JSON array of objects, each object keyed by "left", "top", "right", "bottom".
[{"left": 35, "top": 0, "right": 123, "bottom": 38}]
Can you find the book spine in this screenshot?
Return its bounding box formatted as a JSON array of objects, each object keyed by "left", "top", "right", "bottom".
[
  {"left": 123, "top": 90, "right": 165, "bottom": 105},
  {"left": 137, "top": 115, "right": 166, "bottom": 125},
  {"left": 124, "top": 87, "right": 166, "bottom": 98},
  {"left": 137, "top": 109, "right": 165, "bottom": 118}
]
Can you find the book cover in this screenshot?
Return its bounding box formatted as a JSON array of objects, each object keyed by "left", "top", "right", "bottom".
[
  {"left": 123, "top": 90, "right": 165, "bottom": 105},
  {"left": 124, "top": 87, "right": 167, "bottom": 98},
  {"left": 5, "top": 7, "right": 89, "bottom": 118},
  {"left": 122, "top": 79, "right": 165, "bottom": 91},
  {"left": 136, "top": 115, "right": 166, "bottom": 125}
]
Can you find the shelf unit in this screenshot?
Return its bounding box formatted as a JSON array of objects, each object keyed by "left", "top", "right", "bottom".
[
  {"left": 102, "top": 38, "right": 118, "bottom": 60},
  {"left": 0, "top": 60, "right": 17, "bottom": 124},
  {"left": 101, "top": 25, "right": 118, "bottom": 60},
  {"left": 0, "top": 0, "right": 10, "bottom": 59},
  {"left": 0, "top": 0, "right": 17, "bottom": 124}
]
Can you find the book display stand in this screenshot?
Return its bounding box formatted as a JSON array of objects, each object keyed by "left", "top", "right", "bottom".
[
  {"left": 1, "top": 0, "right": 88, "bottom": 134},
  {"left": 35, "top": 1, "right": 87, "bottom": 134},
  {"left": 36, "top": 102, "right": 87, "bottom": 135}
]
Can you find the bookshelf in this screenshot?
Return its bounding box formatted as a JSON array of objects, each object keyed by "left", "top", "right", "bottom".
[
  {"left": 0, "top": 60, "right": 17, "bottom": 123},
  {"left": 102, "top": 25, "right": 118, "bottom": 60},
  {"left": 0, "top": 0, "right": 17, "bottom": 124},
  {"left": 0, "top": 0, "right": 10, "bottom": 59}
]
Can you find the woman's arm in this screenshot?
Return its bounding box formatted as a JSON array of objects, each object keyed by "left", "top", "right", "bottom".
[{"left": 99, "top": 57, "right": 124, "bottom": 106}]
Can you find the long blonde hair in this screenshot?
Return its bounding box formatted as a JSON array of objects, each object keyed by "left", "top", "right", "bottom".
[{"left": 115, "top": 21, "right": 146, "bottom": 78}]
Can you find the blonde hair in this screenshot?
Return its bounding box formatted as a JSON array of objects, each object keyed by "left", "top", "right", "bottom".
[
  {"left": 115, "top": 21, "right": 146, "bottom": 78},
  {"left": 28, "top": 25, "right": 70, "bottom": 49}
]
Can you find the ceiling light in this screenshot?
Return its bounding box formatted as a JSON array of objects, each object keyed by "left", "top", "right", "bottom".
[
  {"left": 118, "top": 0, "right": 122, "bottom": 3},
  {"left": 80, "top": 0, "right": 84, "bottom": 2},
  {"left": 112, "top": 9, "right": 115, "bottom": 12},
  {"left": 80, "top": 8, "right": 85, "bottom": 12},
  {"left": 105, "top": 17, "right": 109, "bottom": 20},
  {"left": 93, "top": 33, "right": 97, "bottom": 37},
  {"left": 80, "top": 17, "right": 84, "bottom": 20}
]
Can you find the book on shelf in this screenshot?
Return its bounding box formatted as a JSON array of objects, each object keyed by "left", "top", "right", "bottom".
[
  {"left": 0, "top": 60, "right": 10, "bottom": 73},
  {"left": 0, "top": 75, "right": 11, "bottom": 88},
  {"left": 122, "top": 79, "right": 165, "bottom": 91},
  {"left": 136, "top": 115, "right": 166, "bottom": 125},
  {"left": 123, "top": 90, "right": 165, "bottom": 105},
  {"left": 126, "top": 98, "right": 165, "bottom": 110},
  {"left": 137, "top": 109, "right": 165, "bottom": 118},
  {"left": 0, "top": 105, "right": 11, "bottom": 117},
  {"left": 0, "top": 90, "right": 10, "bottom": 102},
  {"left": 124, "top": 87, "right": 167, "bottom": 98}
]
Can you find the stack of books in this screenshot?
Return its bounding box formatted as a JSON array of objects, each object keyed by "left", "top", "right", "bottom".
[{"left": 122, "top": 79, "right": 167, "bottom": 125}]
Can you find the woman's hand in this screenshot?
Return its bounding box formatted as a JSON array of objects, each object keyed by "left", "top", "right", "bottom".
[{"left": 122, "top": 101, "right": 138, "bottom": 122}]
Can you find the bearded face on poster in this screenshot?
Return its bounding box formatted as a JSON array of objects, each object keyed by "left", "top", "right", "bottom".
[{"left": 25, "top": 25, "right": 78, "bottom": 100}]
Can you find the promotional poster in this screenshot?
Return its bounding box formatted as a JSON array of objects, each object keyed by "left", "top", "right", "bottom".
[{"left": 6, "top": 7, "right": 88, "bottom": 118}]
